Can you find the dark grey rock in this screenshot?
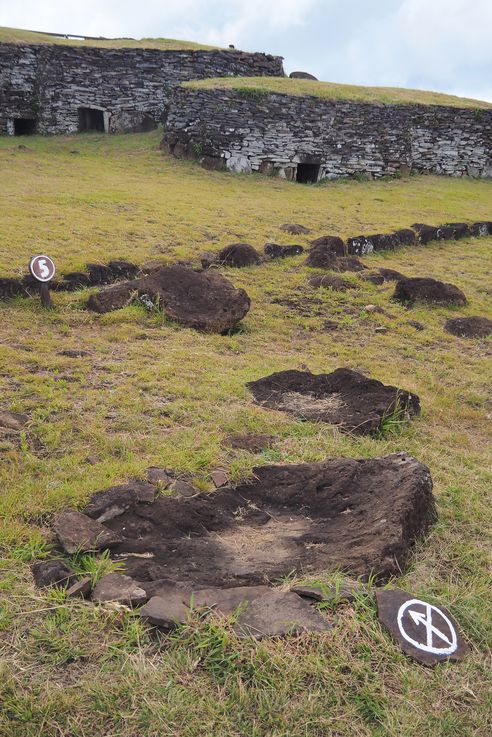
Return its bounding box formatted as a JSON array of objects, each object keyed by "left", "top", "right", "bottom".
[
  {"left": 53, "top": 510, "right": 122, "bottom": 554},
  {"left": 211, "top": 469, "right": 229, "bottom": 488},
  {"left": 191, "top": 585, "right": 270, "bottom": 615},
  {"left": 147, "top": 467, "right": 174, "bottom": 486},
  {"left": 84, "top": 482, "right": 156, "bottom": 522},
  {"left": 291, "top": 583, "right": 366, "bottom": 604},
  {"left": 32, "top": 559, "right": 77, "bottom": 589},
  {"left": 66, "top": 576, "right": 92, "bottom": 598},
  {"left": 218, "top": 243, "right": 261, "bottom": 267},
  {"left": 87, "top": 265, "right": 251, "bottom": 334},
  {"left": 264, "top": 243, "right": 304, "bottom": 259},
  {"left": 234, "top": 591, "right": 331, "bottom": 638},
  {"left": 92, "top": 573, "right": 148, "bottom": 607},
  {"left": 359, "top": 272, "right": 385, "bottom": 285},
  {"left": 140, "top": 594, "right": 190, "bottom": 629},
  {"left": 376, "top": 588, "right": 468, "bottom": 665},
  {"left": 470, "top": 221, "right": 492, "bottom": 237},
  {"left": 411, "top": 224, "right": 439, "bottom": 245},
  {"left": 378, "top": 268, "right": 407, "bottom": 282},
  {"left": 171, "top": 479, "right": 198, "bottom": 497}
]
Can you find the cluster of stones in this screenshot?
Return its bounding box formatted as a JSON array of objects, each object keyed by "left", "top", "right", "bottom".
[
  {"left": 0, "top": 43, "right": 283, "bottom": 135},
  {"left": 0, "top": 259, "right": 139, "bottom": 300},
  {"left": 33, "top": 446, "right": 437, "bottom": 639},
  {"left": 162, "top": 86, "right": 492, "bottom": 179}
]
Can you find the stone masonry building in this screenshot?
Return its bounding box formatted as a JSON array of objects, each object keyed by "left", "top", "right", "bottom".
[{"left": 0, "top": 42, "right": 283, "bottom": 135}]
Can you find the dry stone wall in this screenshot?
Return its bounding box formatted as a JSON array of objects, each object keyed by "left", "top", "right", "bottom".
[
  {"left": 0, "top": 44, "right": 283, "bottom": 135},
  {"left": 162, "top": 87, "right": 492, "bottom": 180}
]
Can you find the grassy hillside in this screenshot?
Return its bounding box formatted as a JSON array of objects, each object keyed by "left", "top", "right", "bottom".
[
  {"left": 0, "top": 130, "right": 491, "bottom": 737},
  {"left": 186, "top": 76, "right": 492, "bottom": 108},
  {"left": 0, "top": 25, "right": 219, "bottom": 51}
]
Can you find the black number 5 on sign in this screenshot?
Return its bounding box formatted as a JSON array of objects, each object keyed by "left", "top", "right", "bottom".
[
  {"left": 29, "top": 255, "right": 56, "bottom": 308},
  {"left": 29, "top": 255, "right": 56, "bottom": 283}
]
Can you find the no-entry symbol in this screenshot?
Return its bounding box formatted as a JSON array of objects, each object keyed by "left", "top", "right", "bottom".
[
  {"left": 397, "top": 598, "right": 457, "bottom": 656},
  {"left": 29, "top": 255, "right": 56, "bottom": 308}
]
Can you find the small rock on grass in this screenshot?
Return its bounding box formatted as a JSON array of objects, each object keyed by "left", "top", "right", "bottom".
[
  {"left": 92, "top": 573, "right": 148, "bottom": 607},
  {"left": 0, "top": 410, "right": 28, "bottom": 431},
  {"left": 147, "top": 467, "right": 174, "bottom": 486},
  {"left": 233, "top": 591, "right": 331, "bottom": 639},
  {"left": 171, "top": 479, "right": 198, "bottom": 497},
  {"left": 140, "top": 594, "right": 190, "bottom": 629},
  {"left": 32, "top": 559, "right": 77, "bottom": 589},
  {"left": 53, "top": 510, "right": 122, "bottom": 555},
  {"left": 211, "top": 469, "right": 229, "bottom": 488},
  {"left": 279, "top": 223, "right": 310, "bottom": 235}
]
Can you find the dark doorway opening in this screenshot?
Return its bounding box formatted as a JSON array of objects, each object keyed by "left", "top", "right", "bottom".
[
  {"left": 78, "top": 107, "right": 105, "bottom": 132},
  {"left": 296, "top": 163, "right": 320, "bottom": 183},
  {"left": 13, "top": 118, "right": 37, "bottom": 135}
]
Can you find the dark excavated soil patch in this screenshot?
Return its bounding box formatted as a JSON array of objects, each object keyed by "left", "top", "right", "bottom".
[
  {"left": 444, "top": 316, "right": 492, "bottom": 338},
  {"left": 247, "top": 367, "right": 420, "bottom": 435},
  {"left": 83, "top": 453, "right": 435, "bottom": 587}
]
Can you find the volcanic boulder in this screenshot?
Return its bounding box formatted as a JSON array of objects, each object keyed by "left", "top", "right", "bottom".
[
  {"left": 470, "top": 221, "right": 492, "bottom": 237},
  {"left": 309, "top": 236, "right": 346, "bottom": 257},
  {"left": 32, "top": 559, "right": 78, "bottom": 589},
  {"left": 264, "top": 243, "right": 304, "bottom": 259},
  {"left": 218, "top": 243, "right": 261, "bottom": 267},
  {"left": 247, "top": 367, "right": 420, "bottom": 435},
  {"left": 411, "top": 224, "right": 439, "bottom": 245},
  {"left": 87, "top": 265, "right": 251, "bottom": 334},
  {"left": 437, "top": 223, "right": 470, "bottom": 240},
  {"left": 98, "top": 452, "right": 435, "bottom": 585},
  {"left": 444, "top": 316, "right": 492, "bottom": 338},
  {"left": 393, "top": 278, "right": 467, "bottom": 306}
]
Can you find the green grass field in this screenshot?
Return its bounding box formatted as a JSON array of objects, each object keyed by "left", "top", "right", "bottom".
[
  {"left": 0, "top": 25, "right": 219, "bottom": 50},
  {"left": 0, "top": 130, "right": 491, "bottom": 737},
  {"left": 185, "top": 76, "right": 492, "bottom": 108}
]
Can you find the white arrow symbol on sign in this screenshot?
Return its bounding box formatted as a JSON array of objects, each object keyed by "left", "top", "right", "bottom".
[
  {"left": 397, "top": 598, "right": 458, "bottom": 655},
  {"left": 408, "top": 605, "right": 453, "bottom": 648}
]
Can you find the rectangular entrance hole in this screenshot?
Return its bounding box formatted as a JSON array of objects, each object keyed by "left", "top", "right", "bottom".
[
  {"left": 78, "top": 107, "right": 105, "bottom": 132},
  {"left": 13, "top": 118, "right": 37, "bottom": 135},
  {"left": 296, "top": 163, "right": 320, "bottom": 184}
]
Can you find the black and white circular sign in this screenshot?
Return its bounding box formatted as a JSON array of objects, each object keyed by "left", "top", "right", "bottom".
[
  {"left": 397, "top": 598, "right": 458, "bottom": 656},
  {"left": 29, "top": 255, "right": 56, "bottom": 283}
]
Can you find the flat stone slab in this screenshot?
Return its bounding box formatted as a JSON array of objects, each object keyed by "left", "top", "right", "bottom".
[
  {"left": 247, "top": 367, "right": 420, "bottom": 435},
  {"left": 98, "top": 452, "right": 435, "bottom": 586},
  {"left": 376, "top": 589, "right": 468, "bottom": 665},
  {"left": 393, "top": 277, "right": 467, "bottom": 306},
  {"left": 140, "top": 594, "right": 190, "bottom": 630},
  {"left": 84, "top": 482, "right": 156, "bottom": 523},
  {"left": 444, "top": 316, "right": 492, "bottom": 338},
  {"left": 234, "top": 591, "right": 331, "bottom": 639},
  {"left": 191, "top": 585, "right": 270, "bottom": 615},
  {"left": 92, "top": 573, "right": 148, "bottom": 607},
  {"left": 53, "top": 510, "right": 122, "bottom": 554},
  {"left": 66, "top": 577, "right": 92, "bottom": 598},
  {"left": 87, "top": 265, "right": 251, "bottom": 334},
  {"left": 291, "top": 583, "right": 366, "bottom": 604}
]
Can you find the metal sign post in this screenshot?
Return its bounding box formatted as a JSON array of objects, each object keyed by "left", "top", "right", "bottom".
[{"left": 29, "top": 255, "right": 56, "bottom": 308}]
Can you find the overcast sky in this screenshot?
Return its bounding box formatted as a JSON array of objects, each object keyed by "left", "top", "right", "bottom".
[{"left": 1, "top": 0, "right": 491, "bottom": 102}]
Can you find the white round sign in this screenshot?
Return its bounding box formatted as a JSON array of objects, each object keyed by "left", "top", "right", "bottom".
[
  {"left": 397, "top": 598, "right": 458, "bottom": 656},
  {"left": 29, "top": 255, "right": 56, "bottom": 283}
]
